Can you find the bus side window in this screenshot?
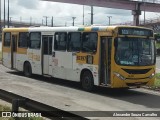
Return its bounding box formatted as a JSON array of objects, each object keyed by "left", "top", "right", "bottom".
[
  {"left": 29, "top": 32, "right": 41, "bottom": 49},
  {"left": 18, "top": 32, "right": 29, "bottom": 48},
  {"left": 54, "top": 32, "right": 67, "bottom": 51},
  {"left": 4, "top": 32, "right": 11, "bottom": 47},
  {"left": 68, "top": 32, "right": 81, "bottom": 52},
  {"left": 82, "top": 32, "right": 98, "bottom": 53}
]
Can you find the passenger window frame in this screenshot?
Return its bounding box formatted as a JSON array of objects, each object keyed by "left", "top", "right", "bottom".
[
  {"left": 67, "top": 32, "right": 81, "bottom": 52},
  {"left": 54, "top": 32, "right": 67, "bottom": 51},
  {"left": 81, "top": 32, "right": 98, "bottom": 54},
  {"left": 4, "top": 32, "right": 11, "bottom": 47},
  {"left": 29, "top": 32, "right": 41, "bottom": 49},
  {"left": 18, "top": 32, "right": 29, "bottom": 48}
]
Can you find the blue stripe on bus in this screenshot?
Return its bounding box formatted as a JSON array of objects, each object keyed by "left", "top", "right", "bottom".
[
  {"left": 91, "top": 27, "right": 99, "bottom": 31},
  {"left": 78, "top": 28, "right": 85, "bottom": 31}
]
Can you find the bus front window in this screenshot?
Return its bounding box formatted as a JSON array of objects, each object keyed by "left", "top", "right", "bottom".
[{"left": 115, "top": 37, "right": 155, "bottom": 66}]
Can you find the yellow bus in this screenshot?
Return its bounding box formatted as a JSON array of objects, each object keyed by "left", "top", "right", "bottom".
[{"left": 2, "top": 26, "right": 156, "bottom": 91}]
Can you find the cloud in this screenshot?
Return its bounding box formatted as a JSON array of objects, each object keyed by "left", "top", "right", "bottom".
[
  {"left": 1, "top": 0, "right": 160, "bottom": 26},
  {"left": 17, "top": 0, "right": 39, "bottom": 9}
]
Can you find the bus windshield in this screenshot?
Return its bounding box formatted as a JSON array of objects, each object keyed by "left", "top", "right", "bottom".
[{"left": 115, "top": 37, "right": 155, "bottom": 66}]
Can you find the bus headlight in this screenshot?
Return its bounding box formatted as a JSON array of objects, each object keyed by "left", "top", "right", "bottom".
[
  {"left": 114, "top": 72, "right": 126, "bottom": 80},
  {"left": 149, "top": 73, "right": 155, "bottom": 79}
]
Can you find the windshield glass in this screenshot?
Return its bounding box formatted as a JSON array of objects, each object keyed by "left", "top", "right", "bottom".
[{"left": 115, "top": 37, "right": 155, "bottom": 66}]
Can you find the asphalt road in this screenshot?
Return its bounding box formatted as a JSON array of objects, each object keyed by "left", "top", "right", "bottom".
[{"left": 0, "top": 64, "right": 160, "bottom": 120}]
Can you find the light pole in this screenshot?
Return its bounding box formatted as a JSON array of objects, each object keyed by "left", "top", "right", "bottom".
[
  {"left": 65, "top": 22, "right": 67, "bottom": 27},
  {"left": 83, "top": 5, "right": 84, "bottom": 25},
  {"left": 7, "top": 0, "right": 9, "bottom": 28},
  {"left": 42, "top": 19, "right": 43, "bottom": 25},
  {"left": 107, "top": 16, "right": 112, "bottom": 26},
  {"left": 43, "top": 16, "right": 49, "bottom": 26},
  {"left": 88, "top": 6, "right": 94, "bottom": 25},
  {"left": 72, "top": 17, "right": 76, "bottom": 26},
  {"left": 0, "top": 0, "right": 1, "bottom": 33},
  {"left": 51, "top": 16, "right": 53, "bottom": 27},
  {"left": 143, "top": 0, "right": 146, "bottom": 25},
  {"left": 30, "top": 17, "right": 32, "bottom": 26},
  {"left": 20, "top": 16, "right": 22, "bottom": 23},
  {"left": 9, "top": 17, "right": 12, "bottom": 26},
  {"left": 91, "top": 6, "right": 93, "bottom": 25},
  {"left": 4, "top": 0, "right": 5, "bottom": 28}
]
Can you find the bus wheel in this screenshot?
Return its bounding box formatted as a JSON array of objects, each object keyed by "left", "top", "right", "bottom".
[
  {"left": 81, "top": 71, "right": 94, "bottom": 91},
  {"left": 24, "top": 62, "right": 32, "bottom": 77}
]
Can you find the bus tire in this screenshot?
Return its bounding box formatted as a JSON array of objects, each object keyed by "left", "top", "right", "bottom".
[
  {"left": 24, "top": 62, "right": 32, "bottom": 77},
  {"left": 81, "top": 71, "right": 94, "bottom": 91}
]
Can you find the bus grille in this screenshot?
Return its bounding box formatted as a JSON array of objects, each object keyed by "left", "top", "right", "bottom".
[
  {"left": 126, "top": 82, "right": 147, "bottom": 86},
  {"left": 122, "top": 69, "right": 151, "bottom": 74}
]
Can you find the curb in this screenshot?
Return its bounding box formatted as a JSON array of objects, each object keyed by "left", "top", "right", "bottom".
[{"left": 142, "top": 86, "right": 160, "bottom": 92}]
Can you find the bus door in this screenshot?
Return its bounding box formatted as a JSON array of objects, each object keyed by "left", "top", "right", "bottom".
[
  {"left": 42, "top": 35, "right": 53, "bottom": 75},
  {"left": 100, "top": 37, "right": 112, "bottom": 85},
  {"left": 11, "top": 34, "right": 17, "bottom": 69}
]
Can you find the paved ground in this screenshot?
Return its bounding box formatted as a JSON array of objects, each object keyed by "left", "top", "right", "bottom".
[
  {"left": 156, "top": 56, "right": 160, "bottom": 73},
  {"left": 0, "top": 65, "right": 160, "bottom": 120},
  {"left": 0, "top": 42, "right": 1, "bottom": 51}
]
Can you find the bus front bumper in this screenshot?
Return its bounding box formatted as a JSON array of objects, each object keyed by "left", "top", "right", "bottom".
[{"left": 112, "top": 73, "right": 155, "bottom": 88}]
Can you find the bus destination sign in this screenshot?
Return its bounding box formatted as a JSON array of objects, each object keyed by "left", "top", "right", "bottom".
[{"left": 118, "top": 28, "right": 153, "bottom": 37}]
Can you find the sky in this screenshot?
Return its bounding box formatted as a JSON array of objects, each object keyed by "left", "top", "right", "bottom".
[{"left": 1, "top": 0, "right": 160, "bottom": 26}]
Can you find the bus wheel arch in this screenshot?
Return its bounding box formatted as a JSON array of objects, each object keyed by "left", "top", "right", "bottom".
[
  {"left": 23, "top": 61, "right": 32, "bottom": 77},
  {"left": 80, "top": 69, "right": 94, "bottom": 91}
]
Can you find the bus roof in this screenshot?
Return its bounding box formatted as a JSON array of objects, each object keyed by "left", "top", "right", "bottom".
[{"left": 2, "top": 25, "right": 153, "bottom": 33}]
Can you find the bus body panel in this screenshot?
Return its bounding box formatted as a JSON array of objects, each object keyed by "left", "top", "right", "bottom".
[
  {"left": 28, "top": 49, "right": 42, "bottom": 75},
  {"left": 76, "top": 51, "right": 99, "bottom": 85},
  {"left": 11, "top": 34, "right": 18, "bottom": 69},
  {"left": 16, "top": 54, "right": 28, "bottom": 71},
  {"left": 65, "top": 52, "right": 80, "bottom": 81},
  {"left": 43, "top": 55, "right": 49, "bottom": 74},
  {"left": 79, "top": 64, "right": 99, "bottom": 86},
  {"left": 52, "top": 51, "right": 73, "bottom": 80},
  {"left": 2, "top": 51, "right": 11, "bottom": 68}
]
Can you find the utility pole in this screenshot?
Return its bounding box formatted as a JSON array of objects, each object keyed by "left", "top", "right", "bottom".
[
  {"left": 91, "top": 6, "right": 93, "bottom": 25},
  {"left": 42, "top": 19, "right": 43, "bottom": 25},
  {"left": 20, "top": 16, "right": 22, "bottom": 23},
  {"left": 107, "top": 16, "right": 112, "bottom": 26},
  {"left": 4, "top": 0, "right": 6, "bottom": 28},
  {"left": 9, "top": 17, "right": 12, "bottom": 26},
  {"left": 30, "top": 17, "right": 32, "bottom": 26},
  {"left": 83, "top": 5, "right": 84, "bottom": 25},
  {"left": 43, "top": 16, "right": 49, "bottom": 26},
  {"left": 143, "top": 0, "right": 146, "bottom": 25},
  {"left": 65, "top": 22, "right": 67, "bottom": 27},
  {"left": 0, "top": 0, "right": 1, "bottom": 33},
  {"left": 7, "top": 0, "right": 9, "bottom": 28},
  {"left": 51, "top": 16, "right": 53, "bottom": 27},
  {"left": 72, "top": 17, "right": 76, "bottom": 26},
  {"left": 88, "top": 6, "right": 94, "bottom": 25}
]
